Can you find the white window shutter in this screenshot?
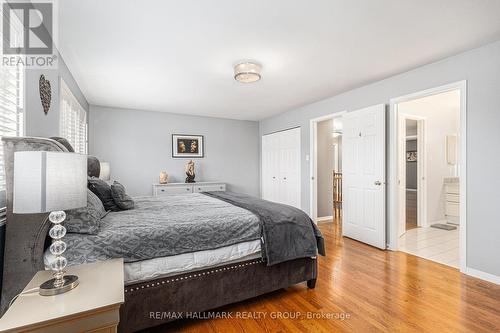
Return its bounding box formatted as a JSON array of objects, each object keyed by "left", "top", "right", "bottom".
[
  {"left": 0, "top": 7, "right": 24, "bottom": 191},
  {"left": 60, "top": 80, "right": 88, "bottom": 154}
]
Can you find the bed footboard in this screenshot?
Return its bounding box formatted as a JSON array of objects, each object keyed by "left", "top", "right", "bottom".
[{"left": 118, "top": 257, "right": 317, "bottom": 333}]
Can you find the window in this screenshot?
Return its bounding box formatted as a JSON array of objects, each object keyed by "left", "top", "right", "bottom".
[
  {"left": 0, "top": 8, "right": 24, "bottom": 192},
  {"left": 60, "top": 80, "right": 87, "bottom": 154}
]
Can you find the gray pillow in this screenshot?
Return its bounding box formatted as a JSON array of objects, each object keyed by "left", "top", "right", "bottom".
[
  {"left": 111, "top": 181, "right": 134, "bottom": 210},
  {"left": 88, "top": 177, "right": 121, "bottom": 211},
  {"left": 65, "top": 189, "right": 106, "bottom": 234}
]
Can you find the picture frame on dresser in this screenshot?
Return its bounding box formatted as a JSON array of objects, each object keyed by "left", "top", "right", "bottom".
[{"left": 172, "top": 134, "right": 204, "bottom": 158}]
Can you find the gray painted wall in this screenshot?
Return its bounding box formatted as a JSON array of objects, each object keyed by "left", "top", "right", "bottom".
[
  {"left": 259, "top": 40, "right": 500, "bottom": 277},
  {"left": 24, "top": 51, "right": 89, "bottom": 138},
  {"left": 317, "top": 120, "right": 333, "bottom": 217},
  {"left": 89, "top": 106, "right": 260, "bottom": 197}
]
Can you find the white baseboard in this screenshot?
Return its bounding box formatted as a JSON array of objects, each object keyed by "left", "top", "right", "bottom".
[
  {"left": 316, "top": 216, "right": 333, "bottom": 223},
  {"left": 465, "top": 267, "right": 500, "bottom": 285}
]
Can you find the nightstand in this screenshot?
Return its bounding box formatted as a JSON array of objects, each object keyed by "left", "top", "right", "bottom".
[{"left": 0, "top": 259, "right": 124, "bottom": 333}]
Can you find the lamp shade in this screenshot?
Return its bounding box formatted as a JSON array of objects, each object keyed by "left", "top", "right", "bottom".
[
  {"left": 99, "top": 162, "right": 110, "bottom": 181},
  {"left": 13, "top": 151, "right": 87, "bottom": 214}
]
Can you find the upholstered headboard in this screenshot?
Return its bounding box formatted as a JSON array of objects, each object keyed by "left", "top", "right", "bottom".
[{"left": 0, "top": 137, "right": 99, "bottom": 315}]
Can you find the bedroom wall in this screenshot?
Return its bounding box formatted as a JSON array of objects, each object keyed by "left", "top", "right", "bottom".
[
  {"left": 259, "top": 40, "right": 500, "bottom": 279},
  {"left": 24, "top": 51, "right": 89, "bottom": 138},
  {"left": 89, "top": 106, "right": 260, "bottom": 197}
]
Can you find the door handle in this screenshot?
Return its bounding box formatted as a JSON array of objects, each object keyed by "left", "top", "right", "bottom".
[{"left": 374, "top": 181, "right": 382, "bottom": 186}]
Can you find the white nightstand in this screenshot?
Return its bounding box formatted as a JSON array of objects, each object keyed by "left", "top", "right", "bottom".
[{"left": 0, "top": 259, "right": 124, "bottom": 333}]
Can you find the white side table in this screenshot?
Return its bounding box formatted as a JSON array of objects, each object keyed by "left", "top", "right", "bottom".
[{"left": 0, "top": 259, "right": 124, "bottom": 333}]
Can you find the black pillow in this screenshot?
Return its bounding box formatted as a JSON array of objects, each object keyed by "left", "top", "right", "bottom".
[
  {"left": 88, "top": 177, "right": 121, "bottom": 212},
  {"left": 111, "top": 181, "right": 135, "bottom": 210}
]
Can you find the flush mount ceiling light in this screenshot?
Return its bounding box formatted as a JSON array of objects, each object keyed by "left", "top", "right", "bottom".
[{"left": 234, "top": 62, "right": 261, "bottom": 83}]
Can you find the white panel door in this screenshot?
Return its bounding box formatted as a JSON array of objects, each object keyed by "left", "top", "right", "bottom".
[
  {"left": 261, "top": 134, "right": 272, "bottom": 199},
  {"left": 261, "top": 128, "right": 301, "bottom": 208},
  {"left": 279, "top": 127, "right": 301, "bottom": 208},
  {"left": 343, "top": 104, "right": 386, "bottom": 249}
]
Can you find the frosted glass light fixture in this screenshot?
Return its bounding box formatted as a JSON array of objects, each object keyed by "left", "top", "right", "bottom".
[
  {"left": 234, "top": 62, "right": 262, "bottom": 83},
  {"left": 13, "top": 151, "right": 87, "bottom": 296}
]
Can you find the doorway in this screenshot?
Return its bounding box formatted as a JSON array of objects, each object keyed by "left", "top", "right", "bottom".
[
  {"left": 309, "top": 112, "right": 345, "bottom": 224},
  {"left": 310, "top": 105, "right": 386, "bottom": 251},
  {"left": 398, "top": 115, "right": 426, "bottom": 235},
  {"left": 405, "top": 119, "right": 419, "bottom": 231},
  {"left": 389, "top": 81, "right": 466, "bottom": 271}
]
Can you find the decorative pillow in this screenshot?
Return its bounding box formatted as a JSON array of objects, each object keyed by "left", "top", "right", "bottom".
[
  {"left": 88, "top": 177, "right": 121, "bottom": 211},
  {"left": 65, "top": 189, "right": 106, "bottom": 234},
  {"left": 111, "top": 181, "right": 135, "bottom": 210}
]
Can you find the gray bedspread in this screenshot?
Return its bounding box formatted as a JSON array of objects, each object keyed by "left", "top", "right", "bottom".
[
  {"left": 63, "top": 194, "right": 260, "bottom": 265},
  {"left": 204, "top": 191, "right": 325, "bottom": 265}
]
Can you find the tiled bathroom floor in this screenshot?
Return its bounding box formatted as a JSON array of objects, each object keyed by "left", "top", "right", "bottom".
[{"left": 398, "top": 225, "right": 460, "bottom": 268}]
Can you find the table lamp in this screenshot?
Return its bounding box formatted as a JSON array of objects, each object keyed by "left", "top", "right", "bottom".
[
  {"left": 13, "top": 151, "right": 87, "bottom": 296},
  {"left": 99, "top": 162, "right": 111, "bottom": 181}
]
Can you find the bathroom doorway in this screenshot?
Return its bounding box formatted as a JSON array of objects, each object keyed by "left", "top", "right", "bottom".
[{"left": 389, "top": 81, "right": 466, "bottom": 271}]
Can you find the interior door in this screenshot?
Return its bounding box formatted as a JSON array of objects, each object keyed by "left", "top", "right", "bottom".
[
  {"left": 279, "top": 127, "right": 301, "bottom": 208},
  {"left": 261, "top": 134, "right": 271, "bottom": 199},
  {"left": 343, "top": 104, "right": 386, "bottom": 249}
]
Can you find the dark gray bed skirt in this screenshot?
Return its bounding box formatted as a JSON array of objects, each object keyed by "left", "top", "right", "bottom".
[{"left": 119, "top": 257, "right": 317, "bottom": 333}]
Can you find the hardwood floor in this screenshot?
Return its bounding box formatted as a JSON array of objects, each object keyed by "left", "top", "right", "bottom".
[{"left": 148, "top": 221, "right": 500, "bottom": 333}]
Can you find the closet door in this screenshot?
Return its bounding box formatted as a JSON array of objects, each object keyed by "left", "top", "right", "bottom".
[
  {"left": 262, "top": 131, "right": 279, "bottom": 202},
  {"left": 278, "top": 127, "right": 301, "bottom": 208},
  {"left": 261, "top": 134, "right": 278, "bottom": 201},
  {"left": 261, "top": 128, "right": 301, "bottom": 208}
]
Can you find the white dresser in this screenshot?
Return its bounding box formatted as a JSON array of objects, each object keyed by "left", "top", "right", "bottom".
[{"left": 153, "top": 182, "right": 226, "bottom": 196}]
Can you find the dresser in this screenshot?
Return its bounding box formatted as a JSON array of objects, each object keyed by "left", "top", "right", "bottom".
[
  {"left": 153, "top": 182, "right": 226, "bottom": 196},
  {"left": 0, "top": 259, "right": 124, "bottom": 333}
]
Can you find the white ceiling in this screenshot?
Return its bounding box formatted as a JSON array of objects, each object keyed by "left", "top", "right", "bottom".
[{"left": 58, "top": 0, "right": 500, "bottom": 121}]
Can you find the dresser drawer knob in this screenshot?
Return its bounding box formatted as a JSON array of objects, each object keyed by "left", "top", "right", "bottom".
[{"left": 186, "top": 188, "right": 190, "bottom": 191}]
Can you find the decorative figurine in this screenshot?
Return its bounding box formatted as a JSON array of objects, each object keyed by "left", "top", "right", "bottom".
[
  {"left": 185, "top": 160, "right": 195, "bottom": 183},
  {"left": 159, "top": 171, "right": 169, "bottom": 184}
]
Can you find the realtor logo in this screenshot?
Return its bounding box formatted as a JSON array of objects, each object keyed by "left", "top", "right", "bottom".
[
  {"left": 3, "top": 2, "right": 53, "bottom": 54},
  {"left": 1, "top": 0, "right": 57, "bottom": 68}
]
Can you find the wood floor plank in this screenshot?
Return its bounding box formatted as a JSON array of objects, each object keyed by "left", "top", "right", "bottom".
[{"left": 146, "top": 220, "right": 500, "bottom": 333}]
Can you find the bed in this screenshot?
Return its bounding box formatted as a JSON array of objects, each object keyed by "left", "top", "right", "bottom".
[{"left": 0, "top": 136, "right": 324, "bottom": 333}]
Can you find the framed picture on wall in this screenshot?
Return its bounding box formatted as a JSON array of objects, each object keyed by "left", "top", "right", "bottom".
[
  {"left": 406, "top": 151, "right": 417, "bottom": 162},
  {"left": 172, "top": 134, "right": 204, "bottom": 158}
]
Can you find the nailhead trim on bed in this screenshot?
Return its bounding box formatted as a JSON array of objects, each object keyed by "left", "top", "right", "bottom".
[{"left": 124, "top": 259, "right": 265, "bottom": 293}]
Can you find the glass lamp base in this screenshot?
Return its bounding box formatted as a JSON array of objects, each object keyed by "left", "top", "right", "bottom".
[{"left": 39, "top": 275, "right": 79, "bottom": 296}]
